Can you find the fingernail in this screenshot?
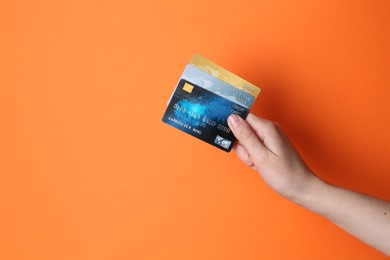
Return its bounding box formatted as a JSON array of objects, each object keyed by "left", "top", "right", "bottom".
[{"left": 228, "top": 114, "right": 240, "bottom": 127}]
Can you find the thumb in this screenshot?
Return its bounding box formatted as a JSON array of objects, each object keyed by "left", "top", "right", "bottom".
[{"left": 228, "top": 114, "right": 268, "bottom": 159}]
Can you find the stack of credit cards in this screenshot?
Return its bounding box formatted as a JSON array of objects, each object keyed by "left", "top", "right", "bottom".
[{"left": 162, "top": 54, "right": 261, "bottom": 152}]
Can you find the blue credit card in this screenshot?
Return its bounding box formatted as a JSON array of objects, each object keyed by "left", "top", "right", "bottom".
[
  {"left": 181, "top": 64, "right": 255, "bottom": 109},
  {"left": 162, "top": 79, "right": 249, "bottom": 152}
]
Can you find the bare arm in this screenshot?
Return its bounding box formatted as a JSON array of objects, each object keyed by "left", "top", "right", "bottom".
[{"left": 227, "top": 113, "right": 390, "bottom": 256}]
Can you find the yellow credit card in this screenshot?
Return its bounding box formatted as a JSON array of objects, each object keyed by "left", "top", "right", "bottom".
[{"left": 190, "top": 54, "right": 261, "bottom": 99}]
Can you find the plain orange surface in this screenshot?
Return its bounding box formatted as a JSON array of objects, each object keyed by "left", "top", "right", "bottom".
[{"left": 1, "top": 0, "right": 390, "bottom": 259}]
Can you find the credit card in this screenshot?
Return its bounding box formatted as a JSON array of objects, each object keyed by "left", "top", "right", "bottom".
[
  {"left": 181, "top": 64, "right": 255, "bottom": 109},
  {"left": 162, "top": 79, "right": 249, "bottom": 152},
  {"left": 190, "top": 54, "right": 261, "bottom": 99}
]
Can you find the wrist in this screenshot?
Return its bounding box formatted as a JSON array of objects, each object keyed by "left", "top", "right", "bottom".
[{"left": 289, "top": 172, "right": 329, "bottom": 209}]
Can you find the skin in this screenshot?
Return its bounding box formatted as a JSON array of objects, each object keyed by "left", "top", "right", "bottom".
[{"left": 227, "top": 113, "right": 390, "bottom": 256}]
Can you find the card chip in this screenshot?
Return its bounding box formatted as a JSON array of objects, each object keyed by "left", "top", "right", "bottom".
[{"left": 183, "top": 82, "right": 194, "bottom": 93}]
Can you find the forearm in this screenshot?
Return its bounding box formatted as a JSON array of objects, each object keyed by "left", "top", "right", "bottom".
[{"left": 297, "top": 176, "right": 390, "bottom": 256}]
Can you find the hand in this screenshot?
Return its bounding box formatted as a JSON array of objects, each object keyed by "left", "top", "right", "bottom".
[
  {"left": 227, "top": 113, "right": 322, "bottom": 202},
  {"left": 228, "top": 113, "right": 390, "bottom": 256}
]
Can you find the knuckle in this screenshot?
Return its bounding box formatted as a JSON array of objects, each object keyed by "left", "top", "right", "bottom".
[
  {"left": 237, "top": 125, "right": 255, "bottom": 144},
  {"left": 244, "top": 153, "right": 256, "bottom": 167},
  {"left": 263, "top": 121, "right": 278, "bottom": 134},
  {"left": 244, "top": 158, "right": 255, "bottom": 167}
]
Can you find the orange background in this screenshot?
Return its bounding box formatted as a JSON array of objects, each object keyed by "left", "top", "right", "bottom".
[{"left": 1, "top": 0, "right": 390, "bottom": 259}]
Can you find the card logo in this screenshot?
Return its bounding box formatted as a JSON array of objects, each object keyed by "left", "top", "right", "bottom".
[{"left": 214, "top": 135, "right": 232, "bottom": 149}]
